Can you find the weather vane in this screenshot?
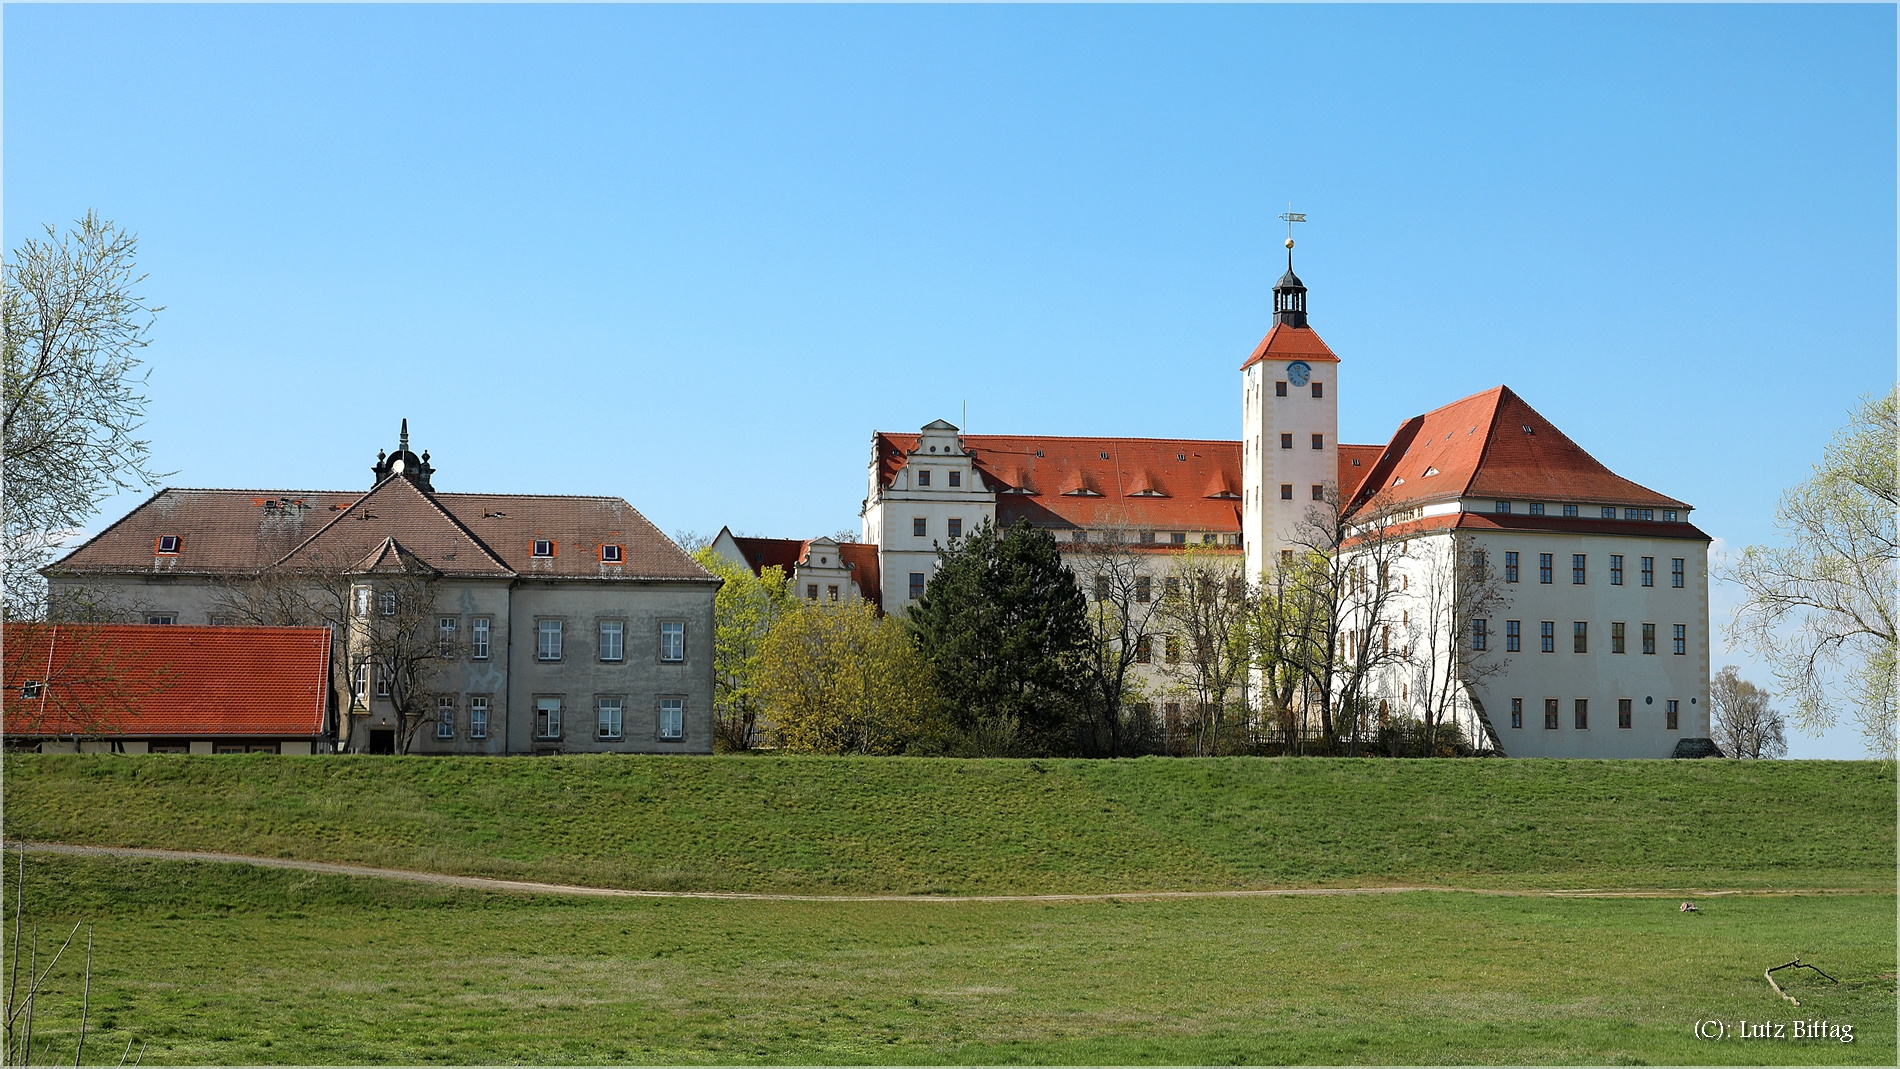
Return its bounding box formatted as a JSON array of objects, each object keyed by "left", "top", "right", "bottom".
[{"left": 1277, "top": 208, "right": 1307, "bottom": 252}]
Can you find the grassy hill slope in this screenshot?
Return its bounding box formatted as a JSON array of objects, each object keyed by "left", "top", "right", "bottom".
[{"left": 5, "top": 754, "right": 1892, "bottom": 893}]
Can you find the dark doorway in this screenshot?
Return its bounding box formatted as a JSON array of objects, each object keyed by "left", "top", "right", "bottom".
[{"left": 368, "top": 730, "right": 395, "bottom": 755}]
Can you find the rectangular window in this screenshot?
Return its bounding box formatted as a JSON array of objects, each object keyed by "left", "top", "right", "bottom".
[
  {"left": 948, "top": 470, "right": 961, "bottom": 487},
  {"left": 1504, "top": 551, "right": 1519, "bottom": 583},
  {"left": 906, "top": 572, "right": 924, "bottom": 599},
  {"left": 1528, "top": 502, "right": 1545, "bottom": 516},
  {"left": 1275, "top": 381, "right": 1288, "bottom": 397},
  {"left": 1618, "top": 698, "right": 1633, "bottom": 729},
  {"left": 1135, "top": 635, "right": 1152, "bottom": 663},
  {"left": 947, "top": 517, "right": 963, "bottom": 539},
  {"left": 1574, "top": 699, "right": 1589, "bottom": 730},
  {"left": 1280, "top": 432, "right": 1293, "bottom": 449},
  {"left": 533, "top": 539, "right": 554, "bottom": 557},
  {"left": 1471, "top": 619, "right": 1488, "bottom": 651},
  {"left": 1540, "top": 621, "right": 1555, "bottom": 653},
  {"left": 1138, "top": 530, "right": 1156, "bottom": 544},
  {"left": 1170, "top": 531, "right": 1186, "bottom": 545},
  {"left": 660, "top": 621, "right": 686, "bottom": 663},
  {"left": 598, "top": 698, "right": 623, "bottom": 740},
  {"left": 1312, "top": 433, "right": 1324, "bottom": 450},
  {"left": 827, "top": 584, "right": 840, "bottom": 601},
  {"left": 1610, "top": 554, "right": 1624, "bottom": 585},
  {"left": 1510, "top": 697, "right": 1523, "bottom": 730},
  {"left": 1611, "top": 621, "right": 1626, "bottom": 654},
  {"left": 806, "top": 583, "right": 819, "bottom": 600},
  {"left": 353, "top": 587, "right": 371, "bottom": 617},
  {"left": 1165, "top": 635, "right": 1181, "bottom": 664},
  {"left": 1310, "top": 484, "right": 1324, "bottom": 501},
  {"left": 1505, "top": 620, "right": 1521, "bottom": 652},
  {"left": 1641, "top": 556, "right": 1655, "bottom": 587},
  {"left": 469, "top": 696, "right": 488, "bottom": 739},
  {"left": 918, "top": 469, "right": 933, "bottom": 488},
  {"left": 1280, "top": 484, "right": 1293, "bottom": 500},
  {"left": 1573, "top": 621, "right": 1588, "bottom": 654},
  {"left": 156, "top": 535, "right": 181, "bottom": 554},
  {"left": 1671, "top": 558, "right": 1685, "bottom": 588},
  {"left": 375, "top": 665, "right": 391, "bottom": 697},
  {"left": 1563, "top": 504, "right": 1578, "bottom": 517},
  {"left": 1544, "top": 698, "right": 1559, "bottom": 730},
  {"left": 1539, "top": 553, "right": 1553, "bottom": 584},
  {"left": 1663, "top": 509, "right": 1678, "bottom": 522},
  {"left": 1311, "top": 382, "right": 1323, "bottom": 398},
  {"left": 1600, "top": 506, "right": 1616, "bottom": 519},
  {"left": 600, "top": 543, "right": 623, "bottom": 563},
  {"left": 1666, "top": 699, "right": 1679, "bottom": 730},
  {"left": 471, "top": 618, "right": 490, "bottom": 659},
  {"left": 208, "top": 614, "right": 233, "bottom": 627},
  {"left": 437, "top": 696, "right": 456, "bottom": 740},
  {"left": 1642, "top": 622, "right": 1656, "bottom": 655},
  {"left": 438, "top": 616, "right": 459, "bottom": 657},
  {"left": 537, "top": 619, "right": 563, "bottom": 661},
  {"left": 1572, "top": 554, "right": 1587, "bottom": 584},
  {"left": 378, "top": 591, "right": 397, "bottom": 616},
  {"left": 913, "top": 517, "right": 927, "bottom": 537},
  {"left": 599, "top": 621, "right": 624, "bottom": 662},
  {"left": 659, "top": 698, "right": 684, "bottom": 739},
  {"left": 1673, "top": 624, "right": 1686, "bottom": 655},
  {"left": 1135, "top": 576, "right": 1152, "bottom": 603},
  {"left": 145, "top": 614, "right": 176, "bottom": 625},
  {"left": 353, "top": 662, "right": 370, "bottom": 702},
  {"left": 535, "top": 698, "right": 561, "bottom": 739},
  {"left": 1495, "top": 500, "right": 1511, "bottom": 514}
]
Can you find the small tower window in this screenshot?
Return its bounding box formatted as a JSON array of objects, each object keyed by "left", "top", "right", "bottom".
[
  {"left": 1311, "top": 382, "right": 1323, "bottom": 398},
  {"left": 1275, "top": 381, "right": 1288, "bottom": 397},
  {"left": 1280, "top": 433, "right": 1293, "bottom": 450}
]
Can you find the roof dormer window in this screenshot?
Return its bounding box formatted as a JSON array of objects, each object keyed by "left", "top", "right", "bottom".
[
  {"left": 533, "top": 539, "right": 554, "bottom": 557},
  {"left": 1422, "top": 467, "right": 1439, "bottom": 477},
  {"left": 600, "top": 543, "right": 622, "bottom": 563},
  {"left": 155, "top": 535, "right": 181, "bottom": 554}
]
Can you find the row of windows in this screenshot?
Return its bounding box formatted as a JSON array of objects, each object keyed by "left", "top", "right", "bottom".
[
  {"left": 1277, "top": 433, "right": 1327, "bottom": 450},
  {"left": 526, "top": 540, "right": 624, "bottom": 562},
  {"left": 1091, "top": 575, "right": 1247, "bottom": 604},
  {"left": 1492, "top": 501, "right": 1681, "bottom": 523},
  {"left": 913, "top": 516, "right": 967, "bottom": 538},
  {"left": 1277, "top": 484, "right": 1328, "bottom": 501},
  {"left": 533, "top": 619, "right": 686, "bottom": 663},
  {"left": 910, "top": 469, "right": 964, "bottom": 488},
  {"left": 1497, "top": 552, "right": 1686, "bottom": 588},
  {"left": 1476, "top": 620, "right": 1688, "bottom": 655},
  {"left": 1272, "top": 380, "right": 1324, "bottom": 398},
  {"left": 425, "top": 695, "right": 688, "bottom": 742},
  {"left": 1506, "top": 697, "right": 1683, "bottom": 731}
]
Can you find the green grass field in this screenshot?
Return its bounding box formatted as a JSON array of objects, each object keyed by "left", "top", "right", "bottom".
[
  {"left": 6, "top": 754, "right": 1895, "bottom": 893},
  {"left": 4, "top": 854, "right": 1892, "bottom": 1065}
]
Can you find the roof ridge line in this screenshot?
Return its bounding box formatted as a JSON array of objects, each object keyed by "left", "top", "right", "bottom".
[{"left": 1456, "top": 386, "right": 1513, "bottom": 499}]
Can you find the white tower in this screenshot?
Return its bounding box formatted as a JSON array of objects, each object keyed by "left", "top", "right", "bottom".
[{"left": 1241, "top": 229, "right": 1340, "bottom": 581}]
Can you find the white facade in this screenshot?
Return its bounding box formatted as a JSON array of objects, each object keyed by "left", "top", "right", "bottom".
[
  {"left": 861, "top": 419, "right": 996, "bottom": 611},
  {"left": 1242, "top": 357, "right": 1340, "bottom": 580}
]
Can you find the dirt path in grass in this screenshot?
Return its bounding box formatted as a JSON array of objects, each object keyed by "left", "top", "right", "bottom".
[{"left": 15, "top": 841, "right": 1877, "bottom": 903}]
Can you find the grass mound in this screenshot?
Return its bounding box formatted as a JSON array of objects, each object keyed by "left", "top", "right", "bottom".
[{"left": 5, "top": 754, "right": 1893, "bottom": 893}]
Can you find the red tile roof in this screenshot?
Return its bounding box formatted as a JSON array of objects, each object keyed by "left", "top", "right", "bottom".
[
  {"left": 1239, "top": 323, "right": 1340, "bottom": 369},
  {"left": 3, "top": 623, "right": 330, "bottom": 738},
  {"left": 1346, "top": 386, "right": 1690, "bottom": 518},
  {"left": 1346, "top": 510, "right": 1710, "bottom": 547},
  {"left": 49, "top": 479, "right": 714, "bottom": 584},
  {"left": 877, "top": 433, "right": 1248, "bottom": 532},
  {"left": 728, "top": 536, "right": 884, "bottom": 611},
  {"left": 838, "top": 542, "right": 883, "bottom": 611},
  {"left": 1338, "top": 444, "right": 1385, "bottom": 501}
]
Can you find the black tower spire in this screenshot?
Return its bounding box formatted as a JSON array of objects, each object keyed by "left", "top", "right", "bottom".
[
  {"left": 1273, "top": 210, "right": 1309, "bottom": 328},
  {"left": 372, "top": 418, "right": 436, "bottom": 491}
]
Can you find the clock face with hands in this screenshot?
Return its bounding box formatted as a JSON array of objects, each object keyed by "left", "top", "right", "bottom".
[{"left": 1286, "top": 361, "right": 1311, "bottom": 388}]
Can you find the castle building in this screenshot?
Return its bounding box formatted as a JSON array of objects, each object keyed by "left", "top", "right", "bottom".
[
  {"left": 41, "top": 423, "right": 719, "bottom": 755},
  {"left": 854, "top": 249, "right": 1715, "bottom": 757}
]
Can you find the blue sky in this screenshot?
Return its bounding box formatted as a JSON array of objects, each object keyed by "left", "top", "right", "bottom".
[{"left": 7, "top": 4, "right": 1893, "bottom": 755}]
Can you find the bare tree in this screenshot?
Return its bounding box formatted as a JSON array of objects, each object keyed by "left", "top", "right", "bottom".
[
  {"left": 1154, "top": 545, "right": 1251, "bottom": 755},
  {"left": 3, "top": 212, "right": 165, "bottom": 621},
  {"left": 1723, "top": 388, "right": 1896, "bottom": 756},
  {"left": 1405, "top": 534, "right": 1511, "bottom": 756},
  {"left": 1710, "top": 665, "right": 1788, "bottom": 759},
  {"left": 1069, "top": 525, "right": 1169, "bottom": 757}
]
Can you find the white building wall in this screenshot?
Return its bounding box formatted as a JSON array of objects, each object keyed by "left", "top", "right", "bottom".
[
  {"left": 863, "top": 421, "right": 996, "bottom": 612},
  {"left": 1242, "top": 359, "right": 1339, "bottom": 582}
]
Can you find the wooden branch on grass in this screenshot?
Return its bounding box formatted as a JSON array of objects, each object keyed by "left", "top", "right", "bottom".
[{"left": 1765, "top": 957, "right": 1839, "bottom": 1006}]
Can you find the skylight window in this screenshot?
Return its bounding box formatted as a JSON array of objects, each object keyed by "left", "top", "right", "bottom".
[
  {"left": 1422, "top": 467, "right": 1440, "bottom": 477},
  {"left": 156, "top": 535, "right": 181, "bottom": 554},
  {"left": 533, "top": 539, "right": 554, "bottom": 557},
  {"left": 600, "top": 543, "right": 623, "bottom": 563}
]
